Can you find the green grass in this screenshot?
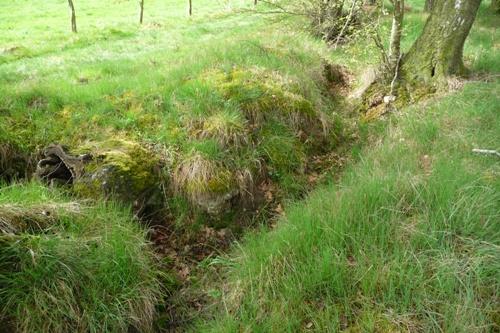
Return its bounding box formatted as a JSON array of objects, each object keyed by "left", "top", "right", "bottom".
[
  {"left": 198, "top": 79, "right": 500, "bottom": 333},
  {"left": 195, "top": 2, "right": 500, "bottom": 332},
  {"left": 0, "top": 0, "right": 344, "bottom": 218},
  {"left": 0, "top": 182, "right": 167, "bottom": 332},
  {"left": 1, "top": 0, "right": 498, "bottom": 332}
]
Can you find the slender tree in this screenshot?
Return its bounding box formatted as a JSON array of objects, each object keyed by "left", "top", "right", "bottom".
[
  {"left": 189, "top": 0, "right": 192, "bottom": 16},
  {"left": 401, "top": 0, "right": 482, "bottom": 85},
  {"left": 68, "top": 0, "right": 77, "bottom": 33},
  {"left": 139, "top": 0, "right": 144, "bottom": 24}
]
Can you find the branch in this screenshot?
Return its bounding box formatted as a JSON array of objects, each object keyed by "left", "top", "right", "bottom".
[
  {"left": 238, "top": 0, "right": 306, "bottom": 16},
  {"left": 334, "top": 0, "right": 359, "bottom": 48},
  {"left": 472, "top": 149, "right": 500, "bottom": 157}
]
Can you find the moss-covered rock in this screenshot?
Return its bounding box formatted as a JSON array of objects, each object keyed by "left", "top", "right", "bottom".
[{"left": 36, "top": 140, "right": 162, "bottom": 212}]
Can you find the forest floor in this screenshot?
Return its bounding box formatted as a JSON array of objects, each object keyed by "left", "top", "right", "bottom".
[{"left": 0, "top": 0, "right": 499, "bottom": 332}]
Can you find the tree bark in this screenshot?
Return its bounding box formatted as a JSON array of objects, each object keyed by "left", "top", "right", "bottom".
[
  {"left": 388, "top": 0, "right": 404, "bottom": 69},
  {"left": 189, "top": 0, "right": 192, "bottom": 16},
  {"left": 139, "top": 0, "right": 144, "bottom": 24},
  {"left": 401, "top": 0, "right": 481, "bottom": 85},
  {"left": 424, "top": 0, "right": 434, "bottom": 12},
  {"left": 68, "top": 0, "right": 77, "bottom": 33}
]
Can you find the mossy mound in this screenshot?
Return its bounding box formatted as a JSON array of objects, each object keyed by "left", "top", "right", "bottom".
[
  {"left": 202, "top": 67, "right": 328, "bottom": 141},
  {"left": 0, "top": 183, "right": 164, "bottom": 333},
  {"left": 168, "top": 67, "right": 337, "bottom": 217}
]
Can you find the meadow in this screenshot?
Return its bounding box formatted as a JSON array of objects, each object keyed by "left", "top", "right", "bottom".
[{"left": 0, "top": 0, "right": 499, "bottom": 332}]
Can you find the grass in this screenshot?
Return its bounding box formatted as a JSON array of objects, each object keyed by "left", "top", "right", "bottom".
[
  {"left": 194, "top": 2, "right": 500, "bottom": 332},
  {"left": 197, "top": 80, "right": 500, "bottom": 333},
  {"left": 0, "top": 182, "right": 166, "bottom": 332},
  {"left": 1, "top": 0, "right": 498, "bottom": 332},
  {"left": 0, "top": 0, "right": 344, "bottom": 219}
]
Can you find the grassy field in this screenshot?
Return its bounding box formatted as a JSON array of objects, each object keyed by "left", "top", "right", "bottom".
[{"left": 0, "top": 0, "right": 499, "bottom": 332}]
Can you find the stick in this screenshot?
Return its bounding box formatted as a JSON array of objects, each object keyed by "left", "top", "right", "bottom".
[
  {"left": 472, "top": 149, "right": 500, "bottom": 157},
  {"left": 334, "top": 0, "right": 358, "bottom": 48}
]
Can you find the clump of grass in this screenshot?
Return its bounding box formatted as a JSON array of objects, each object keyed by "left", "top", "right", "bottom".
[
  {"left": 199, "top": 108, "right": 249, "bottom": 148},
  {"left": 173, "top": 152, "right": 235, "bottom": 200},
  {"left": 0, "top": 182, "right": 166, "bottom": 333}
]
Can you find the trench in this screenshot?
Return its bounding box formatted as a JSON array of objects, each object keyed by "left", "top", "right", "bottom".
[{"left": 0, "top": 63, "right": 356, "bottom": 332}]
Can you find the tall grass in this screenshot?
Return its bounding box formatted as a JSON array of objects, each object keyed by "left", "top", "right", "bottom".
[
  {"left": 196, "top": 1, "right": 500, "bottom": 329},
  {"left": 0, "top": 183, "right": 166, "bottom": 333},
  {"left": 198, "top": 78, "right": 500, "bottom": 333}
]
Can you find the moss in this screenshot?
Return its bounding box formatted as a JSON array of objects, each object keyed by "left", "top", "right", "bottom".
[
  {"left": 72, "top": 139, "right": 160, "bottom": 204},
  {"left": 201, "top": 67, "right": 324, "bottom": 136}
]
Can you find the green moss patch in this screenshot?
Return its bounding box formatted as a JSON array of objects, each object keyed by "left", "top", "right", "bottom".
[{"left": 70, "top": 139, "right": 160, "bottom": 204}]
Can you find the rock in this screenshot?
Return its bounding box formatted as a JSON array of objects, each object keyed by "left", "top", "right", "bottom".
[
  {"left": 36, "top": 140, "right": 162, "bottom": 212},
  {"left": 195, "top": 189, "right": 239, "bottom": 216}
]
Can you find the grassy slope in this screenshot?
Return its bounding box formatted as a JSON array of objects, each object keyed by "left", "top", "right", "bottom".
[
  {"left": 0, "top": 0, "right": 330, "bottom": 149},
  {"left": 198, "top": 2, "right": 500, "bottom": 332}
]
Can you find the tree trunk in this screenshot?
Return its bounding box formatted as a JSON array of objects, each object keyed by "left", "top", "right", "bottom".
[
  {"left": 424, "top": 0, "right": 434, "bottom": 12},
  {"left": 401, "top": 0, "right": 481, "bottom": 85},
  {"left": 189, "top": 0, "right": 192, "bottom": 16},
  {"left": 491, "top": 0, "right": 500, "bottom": 13},
  {"left": 388, "top": 0, "right": 404, "bottom": 69},
  {"left": 139, "top": 0, "right": 144, "bottom": 24},
  {"left": 68, "top": 0, "right": 77, "bottom": 33}
]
